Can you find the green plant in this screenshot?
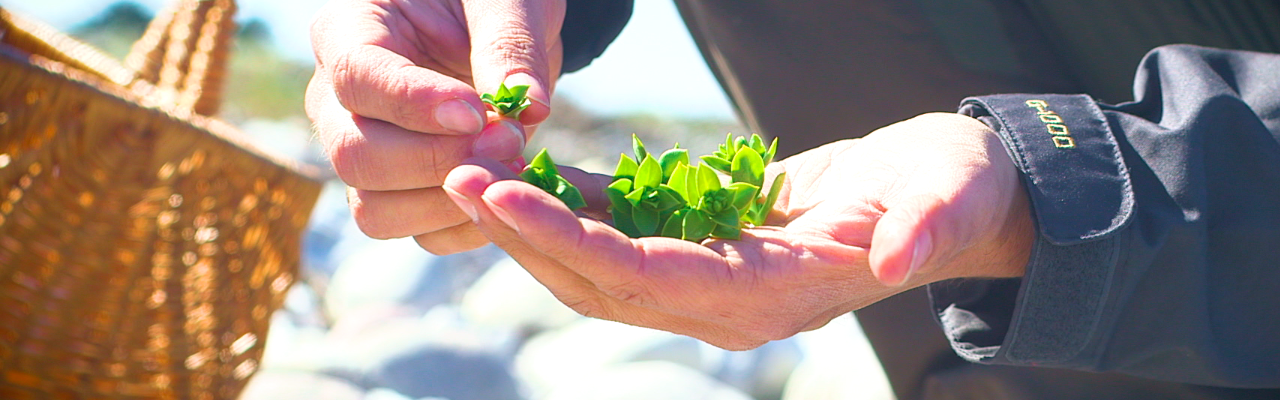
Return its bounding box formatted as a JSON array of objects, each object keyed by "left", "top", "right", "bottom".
[
  {"left": 480, "top": 78, "right": 789, "bottom": 242},
  {"left": 520, "top": 149, "right": 587, "bottom": 211},
  {"left": 605, "top": 134, "right": 785, "bottom": 242},
  {"left": 482, "top": 83, "right": 532, "bottom": 118}
]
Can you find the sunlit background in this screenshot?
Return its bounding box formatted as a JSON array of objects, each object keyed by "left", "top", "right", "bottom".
[{"left": 1, "top": 0, "right": 893, "bottom": 399}]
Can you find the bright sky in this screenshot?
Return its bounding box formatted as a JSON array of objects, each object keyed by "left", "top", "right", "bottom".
[{"left": 2, "top": 0, "right": 736, "bottom": 120}]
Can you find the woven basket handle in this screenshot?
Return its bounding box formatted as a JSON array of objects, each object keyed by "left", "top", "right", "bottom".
[{"left": 125, "top": 0, "right": 237, "bottom": 117}]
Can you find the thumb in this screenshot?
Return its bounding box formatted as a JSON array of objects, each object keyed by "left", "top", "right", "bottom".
[
  {"left": 867, "top": 194, "right": 954, "bottom": 287},
  {"left": 463, "top": 0, "right": 565, "bottom": 126}
]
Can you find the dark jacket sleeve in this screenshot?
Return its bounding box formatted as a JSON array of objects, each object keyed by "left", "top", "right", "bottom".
[
  {"left": 930, "top": 45, "right": 1280, "bottom": 388},
  {"left": 560, "top": 0, "right": 633, "bottom": 73}
]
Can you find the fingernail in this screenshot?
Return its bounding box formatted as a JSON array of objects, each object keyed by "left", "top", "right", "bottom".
[
  {"left": 503, "top": 73, "right": 549, "bottom": 108},
  {"left": 435, "top": 98, "right": 483, "bottom": 134},
  {"left": 472, "top": 120, "right": 525, "bottom": 160},
  {"left": 905, "top": 231, "right": 932, "bottom": 284},
  {"left": 489, "top": 203, "right": 520, "bottom": 234},
  {"left": 443, "top": 187, "right": 478, "bottom": 223},
  {"left": 505, "top": 156, "right": 527, "bottom": 174}
]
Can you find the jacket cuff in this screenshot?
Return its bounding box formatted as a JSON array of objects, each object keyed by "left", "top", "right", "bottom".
[
  {"left": 561, "top": 0, "right": 633, "bottom": 73},
  {"left": 928, "top": 94, "right": 1134, "bottom": 368}
]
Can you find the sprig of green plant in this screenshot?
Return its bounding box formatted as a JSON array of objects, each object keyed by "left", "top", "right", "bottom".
[
  {"left": 606, "top": 134, "right": 785, "bottom": 242},
  {"left": 520, "top": 149, "right": 586, "bottom": 210},
  {"left": 481, "top": 83, "right": 532, "bottom": 118},
  {"left": 480, "top": 85, "right": 580, "bottom": 209}
]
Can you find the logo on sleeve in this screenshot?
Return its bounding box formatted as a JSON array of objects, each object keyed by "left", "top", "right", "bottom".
[{"left": 1025, "top": 100, "right": 1075, "bottom": 149}]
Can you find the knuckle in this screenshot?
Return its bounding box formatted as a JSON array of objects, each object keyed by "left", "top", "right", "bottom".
[
  {"left": 476, "top": 30, "right": 540, "bottom": 68},
  {"left": 308, "top": 6, "right": 336, "bottom": 66},
  {"left": 385, "top": 66, "right": 422, "bottom": 125},
  {"left": 325, "top": 135, "right": 375, "bottom": 188},
  {"left": 349, "top": 200, "right": 400, "bottom": 240},
  {"left": 329, "top": 50, "right": 363, "bottom": 111}
]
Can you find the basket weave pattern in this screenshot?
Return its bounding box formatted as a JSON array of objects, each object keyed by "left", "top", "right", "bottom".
[{"left": 0, "top": 3, "right": 321, "bottom": 399}]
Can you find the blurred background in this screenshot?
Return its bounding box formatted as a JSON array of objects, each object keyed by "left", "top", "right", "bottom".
[{"left": 2, "top": 0, "right": 893, "bottom": 399}]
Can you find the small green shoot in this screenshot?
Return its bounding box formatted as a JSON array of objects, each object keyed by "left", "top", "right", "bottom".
[
  {"left": 520, "top": 149, "right": 586, "bottom": 210},
  {"left": 482, "top": 83, "right": 532, "bottom": 118}
]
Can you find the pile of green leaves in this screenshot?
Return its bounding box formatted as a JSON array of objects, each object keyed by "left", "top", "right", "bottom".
[
  {"left": 605, "top": 134, "right": 784, "bottom": 241},
  {"left": 481, "top": 86, "right": 783, "bottom": 242}
]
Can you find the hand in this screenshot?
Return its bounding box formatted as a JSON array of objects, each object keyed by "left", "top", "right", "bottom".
[
  {"left": 443, "top": 113, "right": 1035, "bottom": 350},
  {"left": 306, "top": 0, "right": 566, "bottom": 254}
]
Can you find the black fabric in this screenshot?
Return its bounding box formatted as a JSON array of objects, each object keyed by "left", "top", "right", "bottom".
[
  {"left": 556, "top": 0, "right": 1280, "bottom": 398},
  {"left": 559, "top": 0, "right": 632, "bottom": 73},
  {"left": 940, "top": 45, "right": 1280, "bottom": 388},
  {"left": 962, "top": 94, "right": 1133, "bottom": 244}
]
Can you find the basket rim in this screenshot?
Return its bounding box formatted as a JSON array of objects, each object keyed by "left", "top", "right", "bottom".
[{"left": 1, "top": 43, "right": 326, "bottom": 183}]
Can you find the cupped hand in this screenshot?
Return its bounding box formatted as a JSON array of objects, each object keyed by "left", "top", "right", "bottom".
[
  {"left": 306, "top": 0, "right": 565, "bottom": 254},
  {"left": 444, "top": 113, "right": 1035, "bottom": 350}
]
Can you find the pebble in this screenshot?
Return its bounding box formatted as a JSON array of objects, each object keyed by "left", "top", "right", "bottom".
[
  {"left": 541, "top": 361, "right": 754, "bottom": 400},
  {"left": 237, "top": 370, "right": 364, "bottom": 400}
]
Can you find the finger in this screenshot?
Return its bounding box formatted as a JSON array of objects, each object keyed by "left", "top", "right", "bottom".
[
  {"left": 469, "top": 176, "right": 746, "bottom": 320},
  {"left": 309, "top": 80, "right": 475, "bottom": 190},
  {"left": 311, "top": 0, "right": 485, "bottom": 135},
  {"left": 348, "top": 187, "right": 473, "bottom": 239},
  {"left": 413, "top": 223, "right": 490, "bottom": 255},
  {"left": 471, "top": 118, "right": 527, "bottom": 161},
  {"left": 443, "top": 161, "right": 767, "bottom": 350},
  {"left": 462, "top": 0, "right": 565, "bottom": 126},
  {"left": 553, "top": 165, "right": 615, "bottom": 218},
  {"left": 867, "top": 194, "right": 944, "bottom": 287}
]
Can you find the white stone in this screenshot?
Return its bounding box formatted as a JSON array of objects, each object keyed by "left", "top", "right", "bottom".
[
  {"left": 514, "top": 319, "right": 703, "bottom": 398},
  {"left": 362, "top": 388, "right": 413, "bottom": 400},
  {"left": 459, "top": 257, "right": 582, "bottom": 334},
  {"left": 237, "top": 370, "right": 364, "bottom": 400},
  {"left": 541, "top": 361, "right": 753, "bottom": 400},
  {"left": 704, "top": 339, "right": 803, "bottom": 400},
  {"left": 260, "top": 309, "right": 330, "bottom": 371},
  {"left": 319, "top": 307, "right": 525, "bottom": 400},
  {"left": 323, "top": 238, "right": 443, "bottom": 322},
  {"left": 782, "top": 314, "right": 895, "bottom": 400}
]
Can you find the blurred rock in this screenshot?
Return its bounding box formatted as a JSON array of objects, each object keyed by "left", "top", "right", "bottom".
[
  {"left": 368, "top": 343, "right": 523, "bottom": 400},
  {"left": 323, "top": 238, "right": 500, "bottom": 323},
  {"left": 237, "top": 370, "right": 363, "bottom": 400},
  {"left": 362, "top": 388, "right": 413, "bottom": 400},
  {"left": 459, "top": 257, "right": 582, "bottom": 336},
  {"left": 321, "top": 307, "right": 524, "bottom": 400},
  {"left": 302, "top": 181, "right": 357, "bottom": 285},
  {"left": 706, "top": 339, "right": 803, "bottom": 400},
  {"left": 541, "top": 361, "right": 753, "bottom": 400},
  {"left": 783, "top": 314, "right": 895, "bottom": 400},
  {"left": 260, "top": 282, "right": 330, "bottom": 371},
  {"left": 260, "top": 309, "right": 330, "bottom": 371},
  {"left": 239, "top": 117, "right": 326, "bottom": 168},
  {"left": 282, "top": 281, "right": 328, "bottom": 328},
  {"left": 515, "top": 319, "right": 703, "bottom": 398}
]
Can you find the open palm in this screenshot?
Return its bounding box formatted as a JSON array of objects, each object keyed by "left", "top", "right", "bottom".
[{"left": 444, "top": 113, "right": 1033, "bottom": 350}]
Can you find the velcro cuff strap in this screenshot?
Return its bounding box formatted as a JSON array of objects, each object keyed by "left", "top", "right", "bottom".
[{"left": 960, "top": 94, "right": 1133, "bottom": 245}]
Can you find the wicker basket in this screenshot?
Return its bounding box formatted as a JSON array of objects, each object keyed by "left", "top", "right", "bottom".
[{"left": 0, "top": 2, "right": 323, "bottom": 399}]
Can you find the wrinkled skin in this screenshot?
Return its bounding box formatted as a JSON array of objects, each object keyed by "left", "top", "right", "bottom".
[
  {"left": 306, "top": 0, "right": 566, "bottom": 254},
  {"left": 443, "top": 113, "right": 1034, "bottom": 350}
]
